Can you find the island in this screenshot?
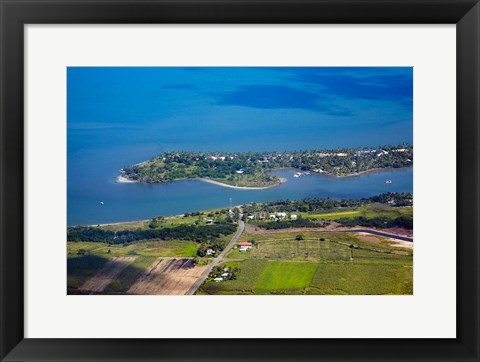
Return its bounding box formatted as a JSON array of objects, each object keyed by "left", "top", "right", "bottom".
[{"left": 120, "top": 145, "right": 413, "bottom": 188}]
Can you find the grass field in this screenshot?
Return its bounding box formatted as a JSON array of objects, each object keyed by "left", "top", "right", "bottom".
[
  {"left": 309, "top": 262, "right": 413, "bottom": 295},
  {"left": 198, "top": 230, "right": 413, "bottom": 295},
  {"left": 255, "top": 262, "right": 318, "bottom": 293},
  {"left": 303, "top": 204, "right": 412, "bottom": 221},
  {"left": 98, "top": 208, "right": 230, "bottom": 232},
  {"left": 67, "top": 239, "right": 198, "bottom": 259}
]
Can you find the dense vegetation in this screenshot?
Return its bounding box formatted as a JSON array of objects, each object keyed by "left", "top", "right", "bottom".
[
  {"left": 67, "top": 222, "right": 237, "bottom": 245},
  {"left": 335, "top": 215, "right": 413, "bottom": 229},
  {"left": 121, "top": 145, "right": 413, "bottom": 186},
  {"left": 243, "top": 192, "right": 413, "bottom": 214},
  {"left": 245, "top": 193, "right": 413, "bottom": 230},
  {"left": 253, "top": 218, "right": 318, "bottom": 230}
]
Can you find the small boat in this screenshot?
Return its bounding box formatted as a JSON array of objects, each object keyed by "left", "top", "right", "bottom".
[
  {"left": 100, "top": 201, "right": 104, "bottom": 205},
  {"left": 385, "top": 180, "right": 393, "bottom": 184}
]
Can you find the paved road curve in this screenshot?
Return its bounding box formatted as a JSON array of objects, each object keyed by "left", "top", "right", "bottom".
[{"left": 186, "top": 219, "right": 245, "bottom": 295}]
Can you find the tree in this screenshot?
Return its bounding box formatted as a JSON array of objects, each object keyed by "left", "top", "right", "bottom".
[{"left": 295, "top": 234, "right": 304, "bottom": 241}]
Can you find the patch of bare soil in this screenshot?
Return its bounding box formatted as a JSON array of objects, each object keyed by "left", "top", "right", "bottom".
[
  {"left": 355, "top": 232, "right": 381, "bottom": 244},
  {"left": 388, "top": 238, "right": 414, "bottom": 249},
  {"left": 128, "top": 258, "right": 208, "bottom": 295},
  {"left": 246, "top": 223, "right": 413, "bottom": 239},
  {"left": 79, "top": 256, "right": 136, "bottom": 293}
]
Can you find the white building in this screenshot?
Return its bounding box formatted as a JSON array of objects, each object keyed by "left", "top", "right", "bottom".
[{"left": 290, "top": 214, "right": 298, "bottom": 220}]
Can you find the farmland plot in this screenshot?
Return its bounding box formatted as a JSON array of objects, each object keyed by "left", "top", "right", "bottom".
[
  {"left": 79, "top": 256, "right": 136, "bottom": 293},
  {"left": 128, "top": 258, "right": 207, "bottom": 295}
]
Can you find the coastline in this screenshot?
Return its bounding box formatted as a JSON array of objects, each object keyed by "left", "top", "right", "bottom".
[
  {"left": 117, "top": 174, "right": 288, "bottom": 190},
  {"left": 314, "top": 166, "right": 412, "bottom": 178},
  {"left": 198, "top": 177, "right": 287, "bottom": 190},
  {"left": 117, "top": 175, "right": 138, "bottom": 183}
]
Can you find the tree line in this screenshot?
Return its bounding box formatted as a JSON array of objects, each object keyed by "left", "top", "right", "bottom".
[
  {"left": 243, "top": 192, "right": 413, "bottom": 214},
  {"left": 67, "top": 222, "right": 238, "bottom": 244}
]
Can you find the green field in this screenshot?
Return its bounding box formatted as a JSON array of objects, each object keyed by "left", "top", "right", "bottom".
[
  {"left": 67, "top": 239, "right": 198, "bottom": 259},
  {"left": 255, "top": 262, "right": 318, "bottom": 292},
  {"left": 98, "top": 209, "right": 230, "bottom": 232},
  {"left": 310, "top": 262, "right": 413, "bottom": 295},
  {"left": 303, "top": 204, "right": 412, "bottom": 221},
  {"left": 197, "top": 230, "right": 412, "bottom": 295}
]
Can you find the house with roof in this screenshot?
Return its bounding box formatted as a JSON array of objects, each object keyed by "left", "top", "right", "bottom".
[
  {"left": 206, "top": 249, "right": 215, "bottom": 256},
  {"left": 238, "top": 242, "right": 252, "bottom": 252},
  {"left": 238, "top": 242, "right": 252, "bottom": 248}
]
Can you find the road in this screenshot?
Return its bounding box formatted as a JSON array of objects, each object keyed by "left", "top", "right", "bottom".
[
  {"left": 339, "top": 229, "right": 413, "bottom": 242},
  {"left": 186, "top": 218, "right": 245, "bottom": 295}
]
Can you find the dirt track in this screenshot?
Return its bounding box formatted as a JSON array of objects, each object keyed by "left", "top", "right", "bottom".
[
  {"left": 245, "top": 223, "right": 413, "bottom": 239},
  {"left": 128, "top": 258, "right": 207, "bottom": 295},
  {"left": 79, "top": 256, "right": 136, "bottom": 293}
]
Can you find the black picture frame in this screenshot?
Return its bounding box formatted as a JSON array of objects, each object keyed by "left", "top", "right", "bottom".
[{"left": 1, "top": 0, "right": 479, "bottom": 361}]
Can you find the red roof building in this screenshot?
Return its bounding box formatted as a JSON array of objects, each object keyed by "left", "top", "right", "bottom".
[{"left": 238, "top": 242, "right": 252, "bottom": 247}]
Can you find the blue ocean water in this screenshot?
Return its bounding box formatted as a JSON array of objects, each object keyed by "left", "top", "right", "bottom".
[{"left": 67, "top": 67, "right": 413, "bottom": 225}]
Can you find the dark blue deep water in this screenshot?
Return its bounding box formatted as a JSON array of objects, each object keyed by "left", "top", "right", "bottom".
[{"left": 67, "top": 67, "right": 413, "bottom": 225}]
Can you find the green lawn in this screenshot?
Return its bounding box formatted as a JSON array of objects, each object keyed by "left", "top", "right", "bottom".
[{"left": 254, "top": 262, "right": 318, "bottom": 293}]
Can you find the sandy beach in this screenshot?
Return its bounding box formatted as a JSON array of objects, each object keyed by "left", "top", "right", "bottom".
[
  {"left": 199, "top": 177, "right": 287, "bottom": 190},
  {"left": 117, "top": 175, "right": 138, "bottom": 183},
  {"left": 316, "top": 166, "right": 411, "bottom": 178}
]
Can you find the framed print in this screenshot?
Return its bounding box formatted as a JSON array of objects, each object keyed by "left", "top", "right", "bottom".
[{"left": 0, "top": 0, "right": 479, "bottom": 361}]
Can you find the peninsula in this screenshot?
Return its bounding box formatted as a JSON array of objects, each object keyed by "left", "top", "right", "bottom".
[{"left": 120, "top": 145, "right": 413, "bottom": 188}]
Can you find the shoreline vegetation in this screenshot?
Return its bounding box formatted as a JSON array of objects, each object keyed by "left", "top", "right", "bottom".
[
  {"left": 118, "top": 175, "right": 288, "bottom": 190},
  {"left": 117, "top": 144, "right": 413, "bottom": 190},
  {"left": 68, "top": 192, "right": 413, "bottom": 295},
  {"left": 119, "top": 145, "right": 413, "bottom": 189},
  {"left": 70, "top": 192, "right": 413, "bottom": 232}
]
